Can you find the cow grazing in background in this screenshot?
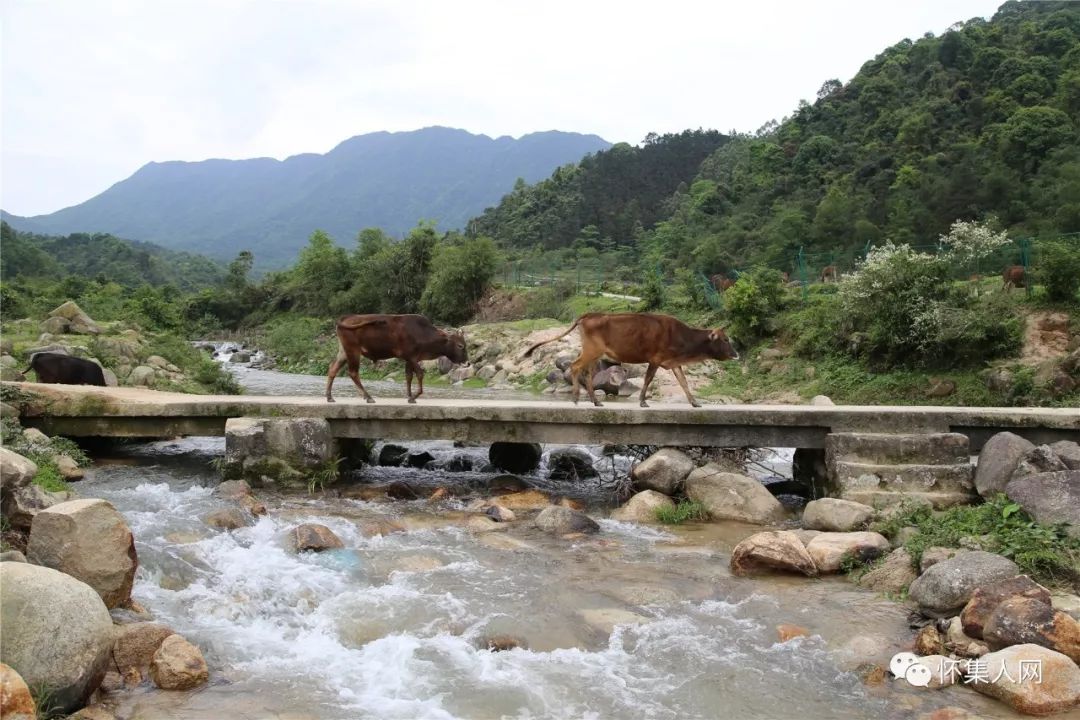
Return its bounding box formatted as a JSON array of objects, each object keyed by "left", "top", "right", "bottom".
[
  {"left": 1002, "top": 265, "right": 1025, "bottom": 291},
  {"left": 522, "top": 312, "right": 739, "bottom": 408},
  {"left": 820, "top": 265, "right": 838, "bottom": 283},
  {"left": 23, "top": 352, "right": 107, "bottom": 386},
  {"left": 710, "top": 274, "right": 736, "bottom": 292},
  {"left": 326, "top": 314, "right": 467, "bottom": 404}
]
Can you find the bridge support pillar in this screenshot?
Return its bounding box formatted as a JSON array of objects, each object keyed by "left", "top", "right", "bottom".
[
  {"left": 224, "top": 417, "right": 339, "bottom": 491},
  {"left": 825, "top": 432, "right": 976, "bottom": 509}
]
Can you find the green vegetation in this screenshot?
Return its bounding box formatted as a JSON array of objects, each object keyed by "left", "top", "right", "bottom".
[
  {"left": 655, "top": 499, "right": 710, "bottom": 525},
  {"left": 0, "top": 418, "right": 77, "bottom": 493},
  {"left": 308, "top": 457, "right": 342, "bottom": 495},
  {"left": 872, "top": 495, "right": 1080, "bottom": 588}
]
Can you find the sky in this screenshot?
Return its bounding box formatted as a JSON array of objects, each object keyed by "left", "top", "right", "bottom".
[{"left": 1, "top": 0, "right": 1002, "bottom": 217}]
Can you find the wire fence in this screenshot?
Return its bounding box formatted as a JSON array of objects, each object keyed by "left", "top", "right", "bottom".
[{"left": 499, "top": 233, "right": 1080, "bottom": 309}]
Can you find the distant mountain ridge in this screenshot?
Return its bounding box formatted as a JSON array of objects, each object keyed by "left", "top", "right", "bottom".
[{"left": 2, "top": 127, "right": 610, "bottom": 268}]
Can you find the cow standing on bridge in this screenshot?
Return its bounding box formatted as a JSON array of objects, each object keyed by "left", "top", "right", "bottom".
[
  {"left": 23, "top": 352, "right": 107, "bottom": 386},
  {"left": 522, "top": 312, "right": 739, "bottom": 408},
  {"left": 326, "top": 314, "right": 467, "bottom": 404}
]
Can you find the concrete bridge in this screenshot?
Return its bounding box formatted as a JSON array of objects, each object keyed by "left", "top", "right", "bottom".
[{"left": 7, "top": 382, "right": 1078, "bottom": 450}]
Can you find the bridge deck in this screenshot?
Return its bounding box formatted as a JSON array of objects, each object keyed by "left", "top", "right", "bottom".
[{"left": 7, "top": 382, "right": 1078, "bottom": 449}]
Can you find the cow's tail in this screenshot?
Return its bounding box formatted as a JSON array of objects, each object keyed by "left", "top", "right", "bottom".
[
  {"left": 21, "top": 352, "right": 38, "bottom": 375},
  {"left": 521, "top": 318, "right": 582, "bottom": 359}
]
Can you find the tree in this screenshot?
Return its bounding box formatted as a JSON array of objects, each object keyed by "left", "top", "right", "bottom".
[
  {"left": 292, "top": 230, "right": 349, "bottom": 313},
  {"left": 420, "top": 236, "right": 501, "bottom": 324},
  {"left": 1002, "top": 106, "right": 1074, "bottom": 174}
]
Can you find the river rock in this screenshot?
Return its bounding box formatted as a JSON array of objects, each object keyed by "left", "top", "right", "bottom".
[
  {"left": 1, "top": 550, "right": 27, "bottom": 562},
  {"left": 0, "top": 563, "right": 114, "bottom": 713},
  {"left": 1050, "top": 441, "right": 1080, "bottom": 470},
  {"left": 286, "top": 524, "right": 344, "bottom": 552},
  {"left": 967, "top": 644, "right": 1080, "bottom": 716},
  {"left": 802, "top": 498, "right": 875, "bottom": 531},
  {"left": 610, "top": 490, "right": 675, "bottom": 523},
  {"left": 204, "top": 507, "right": 253, "bottom": 530},
  {"left": 377, "top": 444, "right": 408, "bottom": 467},
  {"left": 21, "top": 428, "right": 49, "bottom": 446},
  {"left": 69, "top": 706, "right": 116, "bottom": 720},
  {"left": 405, "top": 450, "right": 435, "bottom": 469},
  {"left": 489, "top": 442, "right": 543, "bottom": 474},
  {"left": 1012, "top": 445, "right": 1069, "bottom": 481},
  {"left": 488, "top": 474, "right": 529, "bottom": 493},
  {"left": 548, "top": 449, "right": 598, "bottom": 481},
  {"left": 0, "top": 401, "right": 18, "bottom": 419},
  {"left": 0, "top": 662, "right": 35, "bottom": 720},
  {"left": 945, "top": 616, "right": 990, "bottom": 657},
  {"left": 961, "top": 575, "right": 1052, "bottom": 640},
  {"left": 484, "top": 505, "right": 516, "bottom": 522},
  {"left": 631, "top": 448, "right": 694, "bottom": 495},
  {"left": 983, "top": 595, "right": 1080, "bottom": 663},
  {"left": 27, "top": 499, "right": 138, "bottom": 609},
  {"left": 591, "top": 365, "right": 628, "bottom": 395},
  {"left": 149, "top": 635, "right": 208, "bottom": 691},
  {"left": 857, "top": 547, "right": 918, "bottom": 595},
  {"left": 212, "top": 479, "right": 252, "bottom": 499},
  {"left": 729, "top": 530, "right": 817, "bottom": 577},
  {"left": 776, "top": 624, "right": 809, "bottom": 643},
  {"left": 908, "top": 551, "right": 1019, "bottom": 617},
  {"left": 54, "top": 453, "right": 84, "bottom": 481},
  {"left": 684, "top": 464, "right": 785, "bottom": 524},
  {"left": 224, "top": 417, "right": 338, "bottom": 491},
  {"left": 1005, "top": 470, "right": 1080, "bottom": 538},
  {"left": 491, "top": 489, "right": 551, "bottom": 511},
  {"left": 974, "top": 432, "right": 1034, "bottom": 498},
  {"left": 466, "top": 515, "right": 507, "bottom": 533},
  {"left": 0, "top": 448, "right": 37, "bottom": 490},
  {"left": 112, "top": 622, "right": 175, "bottom": 685},
  {"left": 535, "top": 506, "right": 599, "bottom": 535},
  {"left": 805, "top": 531, "right": 890, "bottom": 573},
  {"left": 1, "top": 484, "right": 69, "bottom": 533}
]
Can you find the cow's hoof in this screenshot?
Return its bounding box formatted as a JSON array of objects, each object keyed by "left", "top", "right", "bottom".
[
  {"left": 327, "top": 397, "right": 335, "bottom": 403},
  {"left": 592, "top": 401, "right": 603, "bottom": 407},
  {"left": 639, "top": 401, "right": 649, "bottom": 408},
  {"left": 408, "top": 397, "right": 417, "bottom": 404},
  {"left": 365, "top": 397, "right": 376, "bottom": 404},
  {"left": 690, "top": 401, "right": 701, "bottom": 408}
]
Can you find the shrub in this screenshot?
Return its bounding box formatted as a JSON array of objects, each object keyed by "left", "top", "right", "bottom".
[
  {"left": 420, "top": 236, "right": 500, "bottom": 325},
  {"left": 1034, "top": 239, "right": 1080, "bottom": 303},
  {"left": 723, "top": 267, "right": 787, "bottom": 342}
]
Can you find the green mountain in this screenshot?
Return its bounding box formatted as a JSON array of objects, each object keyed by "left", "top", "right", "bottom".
[
  {"left": 2, "top": 127, "right": 610, "bottom": 269},
  {"left": 466, "top": 129, "right": 729, "bottom": 249},
  {"left": 0, "top": 221, "right": 224, "bottom": 291}
]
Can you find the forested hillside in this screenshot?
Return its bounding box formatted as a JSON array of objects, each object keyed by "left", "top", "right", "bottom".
[
  {"left": 0, "top": 221, "right": 224, "bottom": 291},
  {"left": 1, "top": 128, "right": 609, "bottom": 269},
  {"left": 466, "top": 130, "right": 728, "bottom": 250}
]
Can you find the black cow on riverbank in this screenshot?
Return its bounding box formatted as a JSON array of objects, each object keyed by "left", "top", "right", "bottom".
[{"left": 23, "top": 352, "right": 107, "bottom": 386}]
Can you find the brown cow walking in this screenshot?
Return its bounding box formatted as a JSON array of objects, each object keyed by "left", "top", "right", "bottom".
[
  {"left": 710, "top": 274, "right": 736, "bottom": 292},
  {"left": 1002, "top": 265, "right": 1025, "bottom": 291},
  {"left": 522, "top": 312, "right": 739, "bottom": 408},
  {"left": 326, "top": 314, "right": 467, "bottom": 403},
  {"left": 820, "top": 265, "right": 838, "bottom": 283}
]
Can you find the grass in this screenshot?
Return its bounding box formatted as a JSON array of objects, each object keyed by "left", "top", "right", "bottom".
[
  {"left": 655, "top": 499, "right": 710, "bottom": 525},
  {"left": 871, "top": 495, "right": 1080, "bottom": 589},
  {"left": 308, "top": 457, "right": 342, "bottom": 494}
]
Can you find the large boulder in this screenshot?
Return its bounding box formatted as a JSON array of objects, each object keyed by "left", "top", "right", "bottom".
[
  {"left": 204, "top": 508, "right": 253, "bottom": 530},
  {"left": 0, "top": 662, "right": 35, "bottom": 720},
  {"left": 805, "top": 531, "right": 890, "bottom": 573},
  {"left": 610, "top": 490, "right": 674, "bottom": 524},
  {"left": 857, "top": 547, "right": 918, "bottom": 595},
  {"left": 286, "top": 524, "right": 344, "bottom": 552},
  {"left": 149, "top": 635, "right": 208, "bottom": 691},
  {"left": 1005, "top": 471, "right": 1080, "bottom": 538},
  {"left": 631, "top": 448, "right": 694, "bottom": 495},
  {"left": 802, "top": 498, "right": 875, "bottom": 532},
  {"left": 27, "top": 499, "right": 138, "bottom": 609},
  {"left": 1050, "top": 441, "right": 1080, "bottom": 471},
  {"left": 224, "top": 417, "right": 338, "bottom": 491},
  {"left": 534, "top": 506, "right": 599, "bottom": 535},
  {"left": 983, "top": 595, "right": 1080, "bottom": 663},
  {"left": 488, "top": 442, "right": 542, "bottom": 474},
  {"left": 591, "top": 365, "right": 628, "bottom": 395},
  {"left": 0, "top": 449, "right": 37, "bottom": 491},
  {"left": 961, "top": 575, "right": 1052, "bottom": 640},
  {"left": 1012, "top": 445, "right": 1069, "bottom": 480},
  {"left": 128, "top": 365, "right": 155, "bottom": 387},
  {"left": 974, "top": 432, "right": 1035, "bottom": 498},
  {"left": 112, "top": 622, "right": 175, "bottom": 686},
  {"left": 729, "top": 531, "right": 817, "bottom": 577},
  {"left": 2, "top": 484, "right": 70, "bottom": 534},
  {"left": 49, "top": 301, "right": 100, "bottom": 335},
  {"left": 967, "top": 644, "right": 1080, "bottom": 716},
  {"left": 684, "top": 464, "right": 785, "bottom": 524},
  {"left": 908, "top": 551, "right": 1019, "bottom": 617},
  {"left": 0, "top": 563, "right": 114, "bottom": 713}
]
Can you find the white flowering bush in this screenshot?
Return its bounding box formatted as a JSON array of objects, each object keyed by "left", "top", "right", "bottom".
[{"left": 937, "top": 220, "right": 1009, "bottom": 264}]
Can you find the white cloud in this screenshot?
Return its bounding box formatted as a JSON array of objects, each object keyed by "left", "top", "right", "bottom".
[{"left": 1, "top": 0, "right": 999, "bottom": 215}]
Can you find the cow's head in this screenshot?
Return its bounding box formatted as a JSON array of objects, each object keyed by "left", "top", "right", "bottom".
[
  {"left": 444, "top": 329, "right": 468, "bottom": 364},
  {"left": 707, "top": 328, "right": 739, "bottom": 361}
]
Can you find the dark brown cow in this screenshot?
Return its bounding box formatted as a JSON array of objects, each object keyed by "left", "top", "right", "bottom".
[
  {"left": 522, "top": 312, "right": 739, "bottom": 408},
  {"left": 820, "top": 265, "right": 838, "bottom": 283},
  {"left": 23, "top": 352, "right": 106, "bottom": 386},
  {"left": 1002, "top": 265, "right": 1025, "bottom": 291},
  {"left": 710, "top": 274, "right": 736, "bottom": 292},
  {"left": 326, "top": 314, "right": 467, "bottom": 404}
]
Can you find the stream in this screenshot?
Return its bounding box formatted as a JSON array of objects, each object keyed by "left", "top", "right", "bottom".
[{"left": 73, "top": 354, "right": 1032, "bottom": 720}]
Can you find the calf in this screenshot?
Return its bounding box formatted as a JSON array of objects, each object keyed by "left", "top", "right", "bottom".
[
  {"left": 326, "top": 314, "right": 467, "bottom": 403},
  {"left": 710, "top": 274, "right": 736, "bottom": 292},
  {"left": 1002, "top": 265, "right": 1025, "bottom": 291},
  {"left": 820, "top": 265, "right": 838, "bottom": 283},
  {"left": 23, "top": 352, "right": 107, "bottom": 386},
  {"left": 522, "top": 312, "right": 739, "bottom": 408}
]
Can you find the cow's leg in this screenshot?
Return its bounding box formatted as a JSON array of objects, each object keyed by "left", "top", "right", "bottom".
[
  {"left": 639, "top": 363, "right": 659, "bottom": 408},
  {"left": 346, "top": 358, "right": 375, "bottom": 403},
  {"left": 671, "top": 366, "right": 700, "bottom": 407},
  {"left": 412, "top": 362, "right": 425, "bottom": 402},
  {"left": 570, "top": 355, "right": 601, "bottom": 406},
  {"left": 405, "top": 361, "right": 424, "bottom": 403},
  {"left": 325, "top": 349, "right": 347, "bottom": 402}
]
